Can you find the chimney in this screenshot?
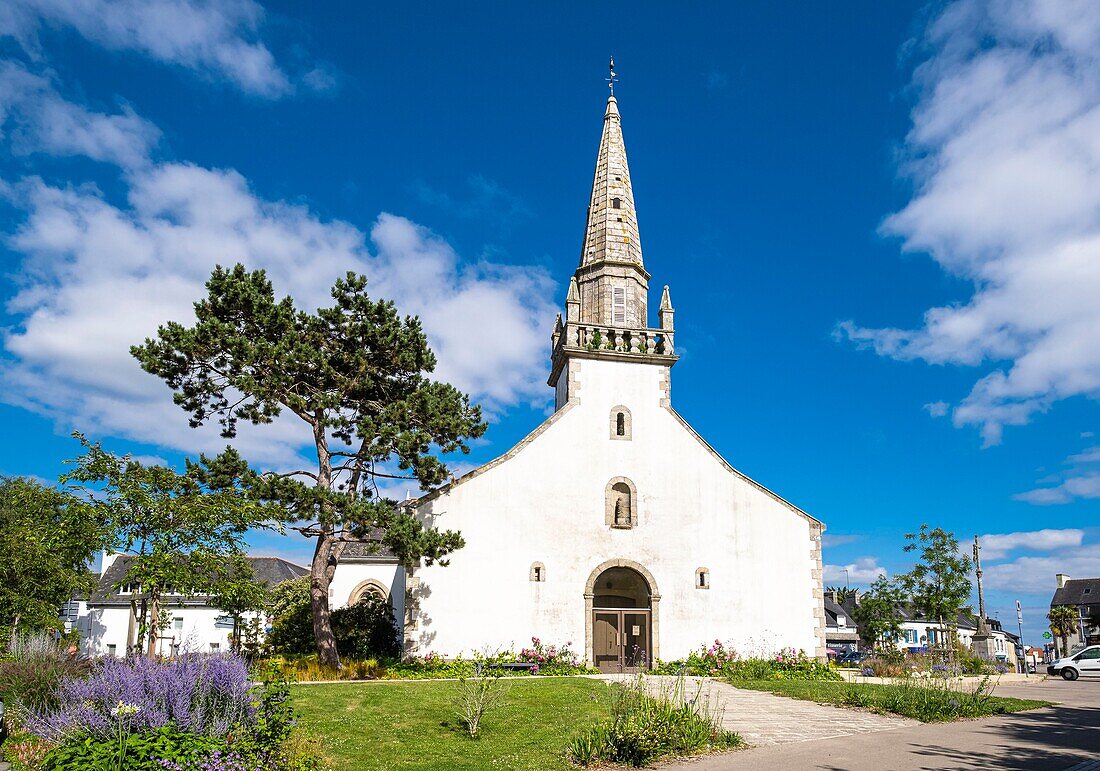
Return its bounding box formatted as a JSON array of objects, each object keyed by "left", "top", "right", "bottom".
[{"left": 1056, "top": 573, "right": 1071, "bottom": 590}]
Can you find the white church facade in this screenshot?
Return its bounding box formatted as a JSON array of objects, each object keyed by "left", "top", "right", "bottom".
[{"left": 333, "top": 92, "right": 826, "bottom": 671}]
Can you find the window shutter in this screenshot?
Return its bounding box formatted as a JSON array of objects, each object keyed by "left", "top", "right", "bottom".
[{"left": 612, "top": 287, "right": 626, "bottom": 324}]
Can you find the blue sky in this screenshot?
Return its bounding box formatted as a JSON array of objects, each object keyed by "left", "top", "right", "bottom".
[{"left": 1, "top": 0, "right": 1098, "bottom": 645}]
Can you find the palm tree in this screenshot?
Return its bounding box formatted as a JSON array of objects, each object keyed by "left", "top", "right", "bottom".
[{"left": 1049, "top": 605, "right": 1079, "bottom": 658}]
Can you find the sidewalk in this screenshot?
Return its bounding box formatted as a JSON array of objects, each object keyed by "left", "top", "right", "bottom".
[{"left": 659, "top": 677, "right": 1100, "bottom": 770}]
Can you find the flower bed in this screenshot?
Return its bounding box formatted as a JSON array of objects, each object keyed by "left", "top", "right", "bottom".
[
  {"left": 0, "top": 655, "right": 326, "bottom": 771},
  {"left": 270, "top": 638, "right": 595, "bottom": 682},
  {"left": 654, "top": 641, "right": 841, "bottom": 682}
]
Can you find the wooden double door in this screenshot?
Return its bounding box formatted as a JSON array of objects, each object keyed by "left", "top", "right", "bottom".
[{"left": 593, "top": 608, "right": 651, "bottom": 673}]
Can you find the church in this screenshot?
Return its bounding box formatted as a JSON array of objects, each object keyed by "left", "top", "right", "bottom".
[{"left": 331, "top": 90, "right": 827, "bottom": 672}]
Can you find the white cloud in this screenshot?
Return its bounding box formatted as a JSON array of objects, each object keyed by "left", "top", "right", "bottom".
[
  {"left": 1, "top": 158, "right": 556, "bottom": 467},
  {"left": 983, "top": 542, "right": 1100, "bottom": 595},
  {"left": 1015, "top": 444, "right": 1100, "bottom": 504},
  {"left": 821, "top": 533, "right": 860, "bottom": 548},
  {"left": 0, "top": 61, "right": 159, "bottom": 168},
  {"left": 0, "top": 0, "right": 295, "bottom": 97},
  {"left": 823, "top": 557, "right": 886, "bottom": 586},
  {"left": 924, "top": 400, "right": 949, "bottom": 418},
  {"left": 838, "top": 1, "right": 1100, "bottom": 446},
  {"left": 978, "top": 528, "right": 1085, "bottom": 560}
]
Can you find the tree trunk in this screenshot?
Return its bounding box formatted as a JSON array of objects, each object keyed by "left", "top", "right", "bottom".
[
  {"left": 146, "top": 591, "right": 160, "bottom": 660},
  {"left": 310, "top": 531, "right": 340, "bottom": 668},
  {"left": 10, "top": 614, "right": 20, "bottom": 647}
]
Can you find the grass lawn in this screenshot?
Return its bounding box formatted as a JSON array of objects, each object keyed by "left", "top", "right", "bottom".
[
  {"left": 732, "top": 679, "right": 1052, "bottom": 722},
  {"left": 291, "top": 677, "right": 611, "bottom": 770}
]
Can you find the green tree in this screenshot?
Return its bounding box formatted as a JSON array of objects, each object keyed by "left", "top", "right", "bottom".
[
  {"left": 63, "top": 434, "right": 274, "bottom": 658},
  {"left": 851, "top": 575, "right": 903, "bottom": 651},
  {"left": 267, "top": 576, "right": 313, "bottom": 655},
  {"left": 0, "top": 477, "right": 109, "bottom": 639},
  {"left": 209, "top": 553, "right": 269, "bottom": 654},
  {"left": 897, "top": 525, "right": 972, "bottom": 661},
  {"left": 1048, "top": 605, "right": 1079, "bottom": 659},
  {"left": 132, "top": 266, "right": 485, "bottom": 667}
]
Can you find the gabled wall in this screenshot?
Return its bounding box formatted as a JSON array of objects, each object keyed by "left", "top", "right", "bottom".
[{"left": 408, "top": 355, "right": 824, "bottom": 662}]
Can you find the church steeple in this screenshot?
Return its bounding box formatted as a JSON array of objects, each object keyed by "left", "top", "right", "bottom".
[
  {"left": 572, "top": 91, "right": 651, "bottom": 329},
  {"left": 579, "top": 95, "right": 644, "bottom": 269},
  {"left": 548, "top": 80, "right": 677, "bottom": 403}
]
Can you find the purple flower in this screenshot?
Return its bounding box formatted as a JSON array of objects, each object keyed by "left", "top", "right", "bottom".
[{"left": 26, "top": 653, "right": 254, "bottom": 741}]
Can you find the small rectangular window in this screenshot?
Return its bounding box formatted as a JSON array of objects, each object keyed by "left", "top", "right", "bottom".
[
  {"left": 173, "top": 617, "right": 184, "bottom": 630},
  {"left": 210, "top": 642, "right": 220, "bottom": 652},
  {"left": 107, "top": 644, "right": 117, "bottom": 656},
  {"left": 612, "top": 287, "right": 626, "bottom": 325}
]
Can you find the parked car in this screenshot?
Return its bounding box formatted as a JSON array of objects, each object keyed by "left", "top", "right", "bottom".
[
  {"left": 836, "top": 650, "right": 870, "bottom": 666},
  {"left": 1047, "top": 645, "right": 1100, "bottom": 680}
]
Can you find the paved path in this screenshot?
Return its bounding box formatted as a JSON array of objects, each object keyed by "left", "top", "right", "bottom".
[
  {"left": 597, "top": 675, "right": 918, "bottom": 746},
  {"left": 659, "top": 677, "right": 1100, "bottom": 770}
]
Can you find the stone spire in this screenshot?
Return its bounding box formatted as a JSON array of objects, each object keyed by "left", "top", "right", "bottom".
[
  {"left": 579, "top": 96, "right": 643, "bottom": 268},
  {"left": 572, "top": 93, "right": 650, "bottom": 328}
]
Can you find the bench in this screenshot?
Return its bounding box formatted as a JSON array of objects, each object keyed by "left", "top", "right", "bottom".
[{"left": 477, "top": 661, "right": 538, "bottom": 675}]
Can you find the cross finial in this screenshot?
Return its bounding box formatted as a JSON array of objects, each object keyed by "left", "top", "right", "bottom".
[{"left": 607, "top": 56, "right": 618, "bottom": 95}]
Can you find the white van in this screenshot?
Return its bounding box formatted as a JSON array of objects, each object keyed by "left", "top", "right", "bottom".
[{"left": 1047, "top": 645, "right": 1100, "bottom": 680}]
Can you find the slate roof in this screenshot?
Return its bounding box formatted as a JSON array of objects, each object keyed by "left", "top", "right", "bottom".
[
  {"left": 89, "top": 554, "right": 308, "bottom": 606},
  {"left": 1051, "top": 577, "right": 1100, "bottom": 607},
  {"left": 335, "top": 530, "right": 397, "bottom": 562},
  {"left": 823, "top": 597, "right": 860, "bottom": 641}
]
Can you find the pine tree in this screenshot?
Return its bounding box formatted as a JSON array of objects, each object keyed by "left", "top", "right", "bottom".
[{"left": 132, "top": 266, "right": 485, "bottom": 667}]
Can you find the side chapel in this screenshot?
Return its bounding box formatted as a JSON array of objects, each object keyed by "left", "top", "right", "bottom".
[{"left": 332, "top": 89, "right": 826, "bottom": 672}]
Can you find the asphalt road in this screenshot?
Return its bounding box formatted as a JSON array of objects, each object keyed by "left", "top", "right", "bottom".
[{"left": 661, "top": 676, "right": 1100, "bottom": 770}]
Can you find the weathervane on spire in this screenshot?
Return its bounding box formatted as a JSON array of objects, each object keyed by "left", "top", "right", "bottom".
[{"left": 607, "top": 56, "right": 618, "bottom": 95}]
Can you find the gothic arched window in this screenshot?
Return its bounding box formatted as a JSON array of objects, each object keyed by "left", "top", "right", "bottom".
[
  {"left": 530, "top": 562, "right": 546, "bottom": 582},
  {"left": 696, "top": 568, "right": 710, "bottom": 590},
  {"left": 609, "top": 405, "right": 632, "bottom": 440},
  {"left": 605, "top": 477, "right": 638, "bottom": 529}
]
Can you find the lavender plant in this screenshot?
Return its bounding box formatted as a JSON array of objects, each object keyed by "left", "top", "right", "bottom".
[{"left": 26, "top": 653, "right": 255, "bottom": 741}]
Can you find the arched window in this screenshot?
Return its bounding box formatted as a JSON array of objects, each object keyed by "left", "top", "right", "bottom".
[
  {"left": 530, "top": 562, "right": 546, "bottom": 582},
  {"left": 349, "top": 579, "right": 389, "bottom": 606},
  {"left": 605, "top": 477, "right": 637, "bottom": 529},
  {"left": 612, "top": 197, "right": 621, "bottom": 209},
  {"left": 696, "top": 568, "right": 710, "bottom": 590},
  {"left": 609, "top": 406, "right": 632, "bottom": 440}
]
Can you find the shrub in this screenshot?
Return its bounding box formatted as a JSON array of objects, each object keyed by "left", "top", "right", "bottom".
[
  {"left": 24, "top": 657, "right": 327, "bottom": 771},
  {"left": 266, "top": 655, "right": 387, "bottom": 682},
  {"left": 655, "top": 642, "right": 840, "bottom": 682},
  {"left": 38, "top": 725, "right": 226, "bottom": 771},
  {"left": 330, "top": 596, "right": 401, "bottom": 660},
  {"left": 515, "top": 637, "right": 585, "bottom": 675},
  {"left": 452, "top": 674, "right": 508, "bottom": 738},
  {"left": 567, "top": 676, "right": 741, "bottom": 767},
  {"left": 2, "top": 730, "right": 52, "bottom": 770},
  {"left": 0, "top": 632, "right": 93, "bottom": 723},
  {"left": 267, "top": 578, "right": 314, "bottom": 656},
  {"left": 839, "top": 676, "right": 1003, "bottom": 722},
  {"left": 25, "top": 654, "right": 254, "bottom": 741}
]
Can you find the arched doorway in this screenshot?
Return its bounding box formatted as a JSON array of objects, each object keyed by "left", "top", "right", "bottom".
[{"left": 585, "top": 561, "right": 659, "bottom": 673}]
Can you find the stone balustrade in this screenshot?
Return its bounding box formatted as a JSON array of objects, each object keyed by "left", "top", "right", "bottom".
[{"left": 553, "top": 321, "right": 675, "bottom": 359}]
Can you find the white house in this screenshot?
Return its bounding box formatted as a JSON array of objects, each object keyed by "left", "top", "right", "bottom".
[
  {"left": 334, "top": 91, "right": 827, "bottom": 672},
  {"left": 68, "top": 552, "right": 308, "bottom": 657}
]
